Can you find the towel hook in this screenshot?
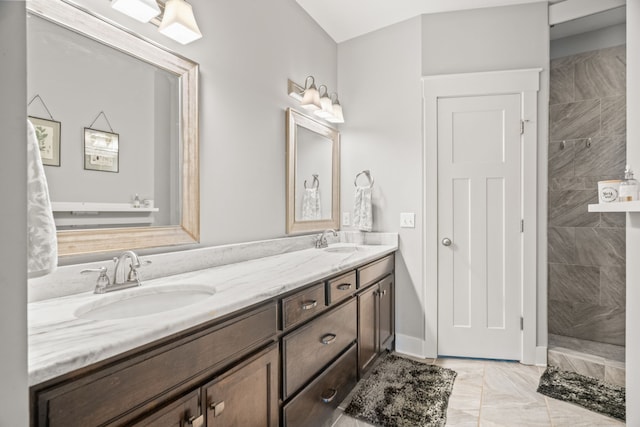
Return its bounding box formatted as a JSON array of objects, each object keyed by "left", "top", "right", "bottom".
[
  {"left": 354, "top": 170, "right": 374, "bottom": 188},
  {"left": 304, "top": 174, "right": 320, "bottom": 189}
]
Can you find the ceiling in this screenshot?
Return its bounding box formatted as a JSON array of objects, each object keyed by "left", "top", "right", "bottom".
[{"left": 294, "top": 0, "right": 623, "bottom": 43}]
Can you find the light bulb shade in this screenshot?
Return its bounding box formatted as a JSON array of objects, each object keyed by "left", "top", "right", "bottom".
[
  {"left": 301, "top": 86, "right": 321, "bottom": 110},
  {"left": 158, "top": 0, "right": 202, "bottom": 45},
  {"left": 314, "top": 86, "right": 334, "bottom": 118},
  {"left": 326, "top": 103, "right": 344, "bottom": 123},
  {"left": 112, "top": 0, "right": 161, "bottom": 23}
]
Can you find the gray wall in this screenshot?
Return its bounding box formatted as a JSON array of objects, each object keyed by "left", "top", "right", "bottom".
[
  {"left": 0, "top": 1, "right": 28, "bottom": 423},
  {"left": 627, "top": 0, "right": 640, "bottom": 424},
  {"left": 422, "top": 2, "right": 550, "bottom": 348},
  {"left": 338, "top": 17, "right": 424, "bottom": 343},
  {"left": 548, "top": 45, "right": 626, "bottom": 346},
  {"left": 551, "top": 23, "right": 626, "bottom": 59},
  {"left": 338, "top": 2, "right": 549, "bottom": 352}
]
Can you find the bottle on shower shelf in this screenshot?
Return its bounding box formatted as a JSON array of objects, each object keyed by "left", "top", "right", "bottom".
[{"left": 619, "top": 165, "right": 639, "bottom": 202}]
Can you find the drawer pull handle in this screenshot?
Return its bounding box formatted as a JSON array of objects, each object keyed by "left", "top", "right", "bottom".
[
  {"left": 209, "top": 401, "right": 225, "bottom": 417},
  {"left": 301, "top": 300, "right": 318, "bottom": 310},
  {"left": 186, "top": 414, "right": 204, "bottom": 427},
  {"left": 337, "top": 283, "right": 352, "bottom": 291},
  {"left": 321, "top": 388, "right": 338, "bottom": 403},
  {"left": 321, "top": 333, "right": 337, "bottom": 345}
]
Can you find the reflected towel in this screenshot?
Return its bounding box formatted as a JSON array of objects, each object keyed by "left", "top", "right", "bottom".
[
  {"left": 302, "top": 187, "right": 321, "bottom": 220},
  {"left": 353, "top": 186, "right": 372, "bottom": 232},
  {"left": 27, "top": 120, "right": 57, "bottom": 278}
]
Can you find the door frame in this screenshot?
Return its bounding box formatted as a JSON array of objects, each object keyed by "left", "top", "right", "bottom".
[{"left": 422, "top": 68, "right": 541, "bottom": 364}]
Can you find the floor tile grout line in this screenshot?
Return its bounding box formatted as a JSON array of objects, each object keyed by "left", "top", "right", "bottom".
[
  {"left": 543, "top": 396, "right": 556, "bottom": 427},
  {"left": 477, "top": 360, "right": 486, "bottom": 426}
]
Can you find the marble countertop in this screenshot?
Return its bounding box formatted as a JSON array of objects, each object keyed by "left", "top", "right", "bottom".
[{"left": 28, "top": 242, "right": 396, "bottom": 386}]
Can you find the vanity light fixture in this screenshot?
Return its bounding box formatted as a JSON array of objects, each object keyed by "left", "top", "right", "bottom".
[
  {"left": 111, "top": 0, "right": 202, "bottom": 45},
  {"left": 326, "top": 93, "right": 344, "bottom": 124},
  {"left": 158, "top": 0, "right": 202, "bottom": 45},
  {"left": 300, "top": 76, "right": 321, "bottom": 111},
  {"left": 287, "top": 78, "right": 345, "bottom": 123},
  {"left": 314, "top": 85, "right": 335, "bottom": 119},
  {"left": 111, "top": 0, "right": 161, "bottom": 22}
]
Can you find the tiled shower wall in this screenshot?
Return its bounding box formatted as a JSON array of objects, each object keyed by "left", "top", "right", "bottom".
[{"left": 548, "top": 45, "right": 626, "bottom": 346}]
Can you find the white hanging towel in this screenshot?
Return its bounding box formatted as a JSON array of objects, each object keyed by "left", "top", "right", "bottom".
[
  {"left": 353, "top": 186, "right": 373, "bottom": 231},
  {"left": 302, "top": 187, "right": 321, "bottom": 220},
  {"left": 27, "top": 119, "right": 58, "bottom": 278}
]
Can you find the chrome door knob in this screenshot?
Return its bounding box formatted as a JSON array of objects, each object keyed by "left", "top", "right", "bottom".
[{"left": 442, "top": 238, "right": 452, "bottom": 247}]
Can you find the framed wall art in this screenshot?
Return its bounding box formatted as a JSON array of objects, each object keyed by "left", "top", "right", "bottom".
[
  {"left": 84, "top": 127, "right": 119, "bottom": 173},
  {"left": 29, "top": 116, "right": 61, "bottom": 167}
]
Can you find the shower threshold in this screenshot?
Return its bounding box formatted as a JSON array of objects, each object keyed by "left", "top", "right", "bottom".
[{"left": 548, "top": 334, "right": 625, "bottom": 387}]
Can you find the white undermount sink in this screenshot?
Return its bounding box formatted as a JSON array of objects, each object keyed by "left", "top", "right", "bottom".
[{"left": 75, "top": 285, "right": 216, "bottom": 321}]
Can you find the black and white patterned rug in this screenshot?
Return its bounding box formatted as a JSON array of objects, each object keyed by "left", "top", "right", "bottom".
[
  {"left": 537, "top": 365, "right": 625, "bottom": 421},
  {"left": 344, "top": 354, "right": 457, "bottom": 427}
]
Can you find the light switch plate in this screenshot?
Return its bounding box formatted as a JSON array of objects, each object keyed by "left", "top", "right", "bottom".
[
  {"left": 400, "top": 212, "right": 415, "bottom": 228},
  {"left": 342, "top": 212, "right": 351, "bottom": 226}
]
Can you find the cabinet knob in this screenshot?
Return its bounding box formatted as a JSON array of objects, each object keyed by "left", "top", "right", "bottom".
[
  {"left": 442, "top": 238, "right": 452, "bottom": 247},
  {"left": 186, "top": 414, "right": 204, "bottom": 427},
  {"left": 321, "top": 333, "right": 337, "bottom": 345},
  {"left": 337, "top": 283, "right": 352, "bottom": 291},
  {"left": 321, "top": 388, "right": 338, "bottom": 403},
  {"left": 301, "top": 300, "right": 318, "bottom": 310},
  {"left": 209, "top": 401, "right": 225, "bottom": 417}
]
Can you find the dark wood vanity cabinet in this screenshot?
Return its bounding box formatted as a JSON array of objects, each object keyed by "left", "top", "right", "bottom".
[
  {"left": 31, "top": 302, "right": 278, "bottom": 427},
  {"left": 202, "top": 344, "right": 279, "bottom": 427},
  {"left": 31, "top": 252, "right": 395, "bottom": 427},
  {"left": 131, "top": 390, "right": 202, "bottom": 427},
  {"left": 356, "top": 255, "right": 395, "bottom": 377}
]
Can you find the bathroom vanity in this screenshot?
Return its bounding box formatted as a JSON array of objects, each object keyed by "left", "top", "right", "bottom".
[{"left": 28, "top": 243, "right": 396, "bottom": 427}]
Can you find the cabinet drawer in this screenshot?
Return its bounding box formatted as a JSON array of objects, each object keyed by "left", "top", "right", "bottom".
[
  {"left": 283, "top": 344, "right": 358, "bottom": 427},
  {"left": 40, "top": 303, "right": 277, "bottom": 427},
  {"left": 357, "top": 254, "right": 394, "bottom": 289},
  {"left": 131, "top": 390, "right": 201, "bottom": 427},
  {"left": 326, "top": 271, "right": 356, "bottom": 305},
  {"left": 282, "top": 298, "right": 357, "bottom": 399},
  {"left": 282, "top": 283, "right": 326, "bottom": 329}
]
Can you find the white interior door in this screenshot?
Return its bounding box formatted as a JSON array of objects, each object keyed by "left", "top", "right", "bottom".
[{"left": 437, "top": 94, "right": 522, "bottom": 360}]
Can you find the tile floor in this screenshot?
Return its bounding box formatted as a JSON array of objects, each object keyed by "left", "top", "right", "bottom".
[{"left": 332, "top": 356, "right": 626, "bottom": 427}]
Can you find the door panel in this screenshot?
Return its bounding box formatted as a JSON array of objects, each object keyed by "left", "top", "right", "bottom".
[{"left": 437, "top": 94, "right": 522, "bottom": 360}]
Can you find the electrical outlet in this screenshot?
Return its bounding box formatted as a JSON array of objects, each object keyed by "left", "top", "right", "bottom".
[
  {"left": 342, "top": 212, "right": 351, "bottom": 226},
  {"left": 400, "top": 212, "right": 415, "bottom": 228}
]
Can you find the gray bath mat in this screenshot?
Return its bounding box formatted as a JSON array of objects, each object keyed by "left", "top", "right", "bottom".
[
  {"left": 537, "top": 366, "right": 625, "bottom": 421},
  {"left": 344, "top": 354, "right": 457, "bottom": 427}
]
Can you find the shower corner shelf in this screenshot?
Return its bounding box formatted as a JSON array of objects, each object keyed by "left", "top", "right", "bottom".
[{"left": 588, "top": 201, "right": 640, "bottom": 213}]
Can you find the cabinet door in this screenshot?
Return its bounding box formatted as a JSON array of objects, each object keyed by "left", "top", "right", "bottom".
[
  {"left": 378, "top": 275, "right": 394, "bottom": 352},
  {"left": 131, "top": 390, "right": 202, "bottom": 427},
  {"left": 357, "top": 284, "right": 378, "bottom": 376},
  {"left": 203, "top": 344, "right": 279, "bottom": 427}
]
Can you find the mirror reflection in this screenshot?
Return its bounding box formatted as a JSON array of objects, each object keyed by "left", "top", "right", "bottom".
[
  {"left": 27, "top": 13, "right": 181, "bottom": 229},
  {"left": 286, "top": 108, "right": 340, "bottom": 234},
  {"left": 295, "top": 126, "right": 333, "bottom": 221},
  {"left": 26, "top": 0, "right": 199, "bottom": 257}
]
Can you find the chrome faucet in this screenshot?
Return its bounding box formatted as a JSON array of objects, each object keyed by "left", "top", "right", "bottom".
[
  {"left": 113, "top": 250, "right": 142, "bottom": 286},
  {"left": 315, "top": 229, "right": 338, "bottom": 249},
  {"left": 81, "top": 250, "right": 151, "bottom": 294}
]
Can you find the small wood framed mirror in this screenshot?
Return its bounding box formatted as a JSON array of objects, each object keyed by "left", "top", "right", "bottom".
[{"left": 285, "top": 108, "right": 340, "bottom": 234}]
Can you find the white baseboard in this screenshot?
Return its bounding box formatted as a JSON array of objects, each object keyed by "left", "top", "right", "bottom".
[
  {"left": 395, "top": 334, "right": 426, "bottom": 358},
  {"left": 535, "top": 346, "right": 548, "bottom": 366}
]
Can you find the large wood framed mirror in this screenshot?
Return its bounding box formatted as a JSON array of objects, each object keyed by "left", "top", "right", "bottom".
[
  {"left": 27, "top": 0, "right": 199, "bottom": 258},
  {"left": 286, "top": 108, "right": 340, "bottom": 234}
]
